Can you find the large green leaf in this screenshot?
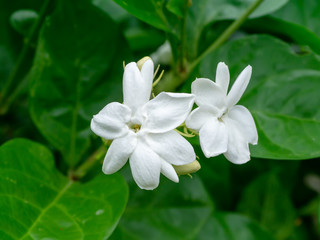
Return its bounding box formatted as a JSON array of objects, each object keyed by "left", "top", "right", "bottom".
[
  {"left": 237, "top": 173, "right": 296, "bottom": 239},
  {"left": 272, "top": 0, "right": 320, "bottom": 37},
  {"left": 186, "top": 34, "right": 320, "bottom": 159},
  {"left": 29, "top": 0, "right": 127, "bottom": 166},
  {"left": 0, "top": 138, "right": 128, "bottom": 239}
]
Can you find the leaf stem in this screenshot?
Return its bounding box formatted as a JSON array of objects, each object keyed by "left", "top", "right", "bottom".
[
  {"left": 70, "top": 144, "right": 107, "bottom": 180},
  {"left": 189, "top": 0, "right": 264, "bottom": 72},
  {"left": 0, "top": 0, "right": 52, "bottom": 115}
]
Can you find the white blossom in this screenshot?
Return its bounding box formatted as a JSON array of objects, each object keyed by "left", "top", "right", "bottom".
[
  {"left": 91, "top": 58, "right": 196, "bottom": 190},
  {"left": 186, "top": 62, "right": 258, "bottom": 164}
]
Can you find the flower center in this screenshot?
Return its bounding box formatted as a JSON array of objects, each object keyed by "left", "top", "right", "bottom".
[{"left": 129, "top": 123, "right": 141, "bottom": 133}]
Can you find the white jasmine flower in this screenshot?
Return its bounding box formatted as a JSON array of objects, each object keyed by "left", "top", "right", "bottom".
[
  {"left": 91, "top": 58, "right": 196, "bottom": 190},
  {"left": 186, "top": 62, "right": 258, "bottom": 164}
]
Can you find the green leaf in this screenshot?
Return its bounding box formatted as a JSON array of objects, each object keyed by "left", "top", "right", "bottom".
[
  {"left": 113, "top": 0, "right": 171, "bottom": 31},
  {"left": 29, "top": 0, "right": 127, "bottom": 166},
  {"left": 237, "top": 173, "right": 296, "bottom": 239},
  {"left": 194, "top": 213, "right": 274, "bottom": 240},
  {"left": 272, "top": 0, "right": 320, "bottom": 37},
  {"left": 92, "top": 0, "right": 129, "bottom": 22},
  {"left": 188, "top": 34, "right": 320, "bottom": 159},
  {"left": 244, "top": 16, "right": 320, "bottom": 55},
  {"left": 185, "top": 0, "right": 289, "bottom": 59},
  {"left": 166, "top": 0, "right": 186, "bottom": 18},
  {"left": 0, "top": 138, "right": 128, "bottom": 239},
  {"left": 110, "top": 175, "right": 214, "bottom": 239}
]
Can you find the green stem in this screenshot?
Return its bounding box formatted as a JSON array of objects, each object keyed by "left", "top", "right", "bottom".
[
  {"left": 0, "top": 0, "right": 51, "bottom": 115},
  {"left": 189, "top": 0, "right": 264, "bottom": 72},
  {"left": 70, "top": 145, "right": 107, "bottom": 180}
]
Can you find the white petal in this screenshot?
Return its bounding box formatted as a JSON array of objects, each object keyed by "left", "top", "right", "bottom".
[
  {"left": 161, "top": 160, "right": 179, "bottom": 183},
  {"left": 216, "top": 62, "right": 230, "bottom": 95},
  {"left": 102, "top": 131, "right": 137, "bottom": 174},
  {"left": 123, "top": 61, "right": 153, "bottom": 112},
  {"left": 226, "top": 105, "right": 258, "bottom": 145},
  {"left": 191, "top": 78, "right": 226, "bottom": 109},
  {"left": 142, "top": 92, "right": 195, "bottom": 133},
  {"left": 223, "top": 117, "right": 251, "bottom": 164},
  {"left": 91, "top": 102, "right": 131, "bottom": 139},
  {"left": 145, "top": 130, "right": 195, "bottom": 166},
  {"left": 226, "top": 65, "right": 252, "bottom": 108},
  {"left": 199, "top": 117, "right": 228, "bottom": 158},
  {"left": 129, "top": 141, "right": 161, "bottom": 190},
  {"left": 186, "top": 106, "right": 219, "bottom": 131}
]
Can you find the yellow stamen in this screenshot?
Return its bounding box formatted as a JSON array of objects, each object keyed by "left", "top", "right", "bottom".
[{"left": 174, "top": 128, "right": 195, "bottom": 138}]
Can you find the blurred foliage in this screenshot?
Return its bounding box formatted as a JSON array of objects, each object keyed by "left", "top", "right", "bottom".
[{"left": 1, "top": 0, "right": 320, "bottom": 239}]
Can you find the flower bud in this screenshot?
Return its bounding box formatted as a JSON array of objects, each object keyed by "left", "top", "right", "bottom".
[
  {"left": 173, "top": 160, "right": 201, "bottom": 175},
  {"left": 137, "top": 56, "right": 151, "bottom": 70}
]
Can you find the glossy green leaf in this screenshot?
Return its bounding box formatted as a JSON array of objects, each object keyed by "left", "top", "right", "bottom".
[
  {"left": 237, "top": 173, "right": 296, "bottom": 239},
  {"left": 188, "top": 35, "right": 320, "bottom": 160},
  {"left": 0, "top": 138, "right": 128, "bottom": 240},
  {"left": 29, "top": 0, "right": 126, "bottom": 166},
  {"left": 194, "top": 213, "right": 274, "bottom": 240},
  {"left": 272, "top": 0, "right": 320, "bottom": 37}
]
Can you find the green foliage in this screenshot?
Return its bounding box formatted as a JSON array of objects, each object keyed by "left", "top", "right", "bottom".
[
  {"left": 1, "top": 0, "right": 320, "bottom": 239},
  {"left": 29, "top": 0, "right": 126, "bottom": 166},
  {"left": 0, "top": 138, "right": 128, "bottom": 239},
  {"left": 237, "top": 172, "right": 296, "bottom": 239},
  {"left": 111, "top": 175, "right": 274, "bottom": 239}
]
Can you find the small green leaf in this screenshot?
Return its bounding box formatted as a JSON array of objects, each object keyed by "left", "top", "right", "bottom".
[
  {"left": 113, "top": 0, "right": 171, "bottom": 31},
  {"left": 237, "top": 173, "right": 296, "bottom": 239},
  {"left": 188, "top": 35, "right": 320, "bottom": 159},
  {"left": 0, "top": 138, "right": 128, "bottom": 239},
  {"left": 29, "top": 0, "right": 127, "bottom": 166}
]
